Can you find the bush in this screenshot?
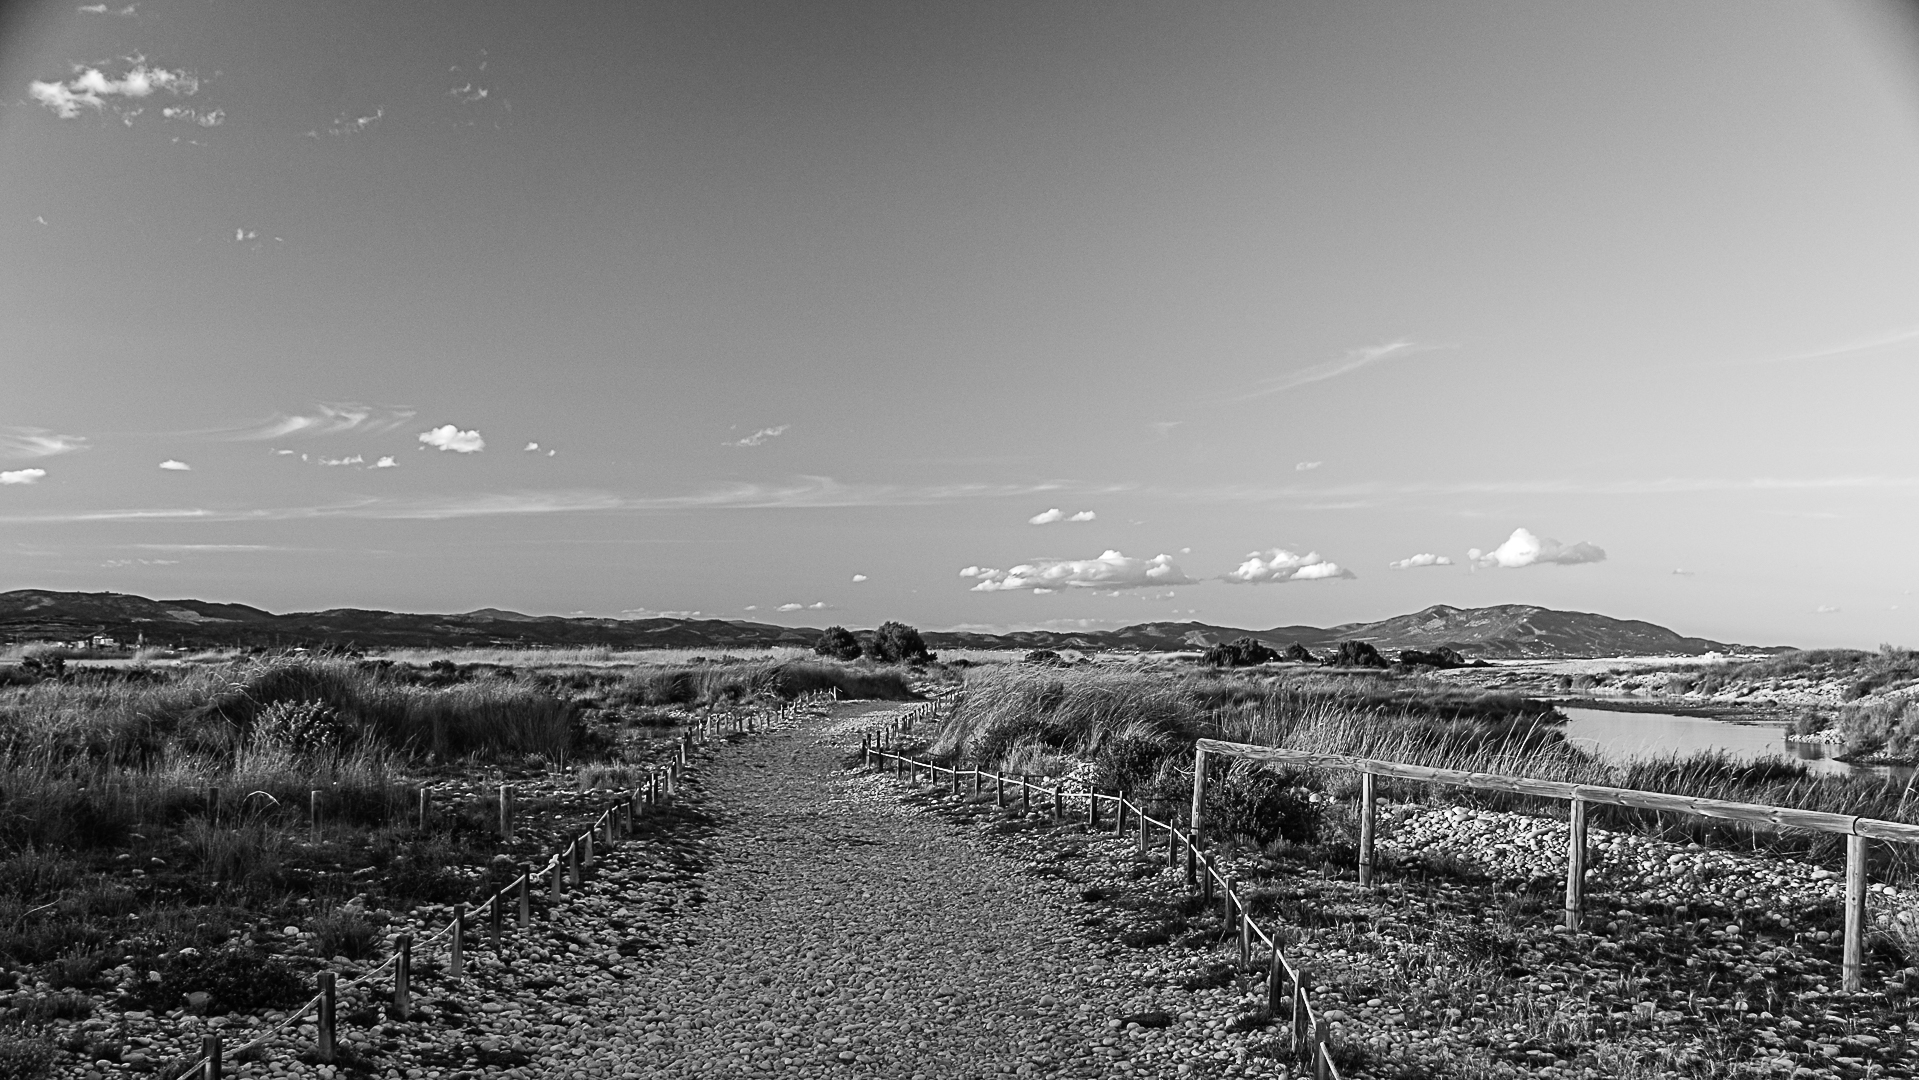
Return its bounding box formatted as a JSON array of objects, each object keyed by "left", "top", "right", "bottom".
[
  {"left": 1283, "top": 643, "right": 1317, "bottom": 663},
  {"left": 309, "top": 910, "right": 380, "bottom": 960},
  {"left": 1329, "top": 641, "right": 1388, "bottom": 668},
  {"left": 864, "top": 622, "right": 932, "bottom": 663},
  {"left": 252, "top": 699, "right": 354, "bottom": 753},
  {"left": 813, "top": 627, "right": 863, "bottom": 662},
  {"left": 1202, "top": 638, "right": 1279, "bottom": 668},
  {"left": 1205, "top": 761, "right": 1320, "bottom": 844},
  {"left": 141, "top": 946, "right": 308, "bottom": 1015},
  {"left": 0, "top": 1033, "right": 53, "bottom": 1080}
]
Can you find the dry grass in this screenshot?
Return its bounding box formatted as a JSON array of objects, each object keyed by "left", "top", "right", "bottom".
[{"left": 373, "top": 645, "right": 814, "bottom": 668}]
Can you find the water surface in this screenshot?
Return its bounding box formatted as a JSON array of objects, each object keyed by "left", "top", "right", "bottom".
[{"left": 1560, "top": 706, "right": 1916, "bottom": 785}]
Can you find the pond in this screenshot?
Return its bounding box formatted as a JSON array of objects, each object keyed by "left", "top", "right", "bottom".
[{"left": 1560, "top": 705, "right": 1918, "bottom": 785}]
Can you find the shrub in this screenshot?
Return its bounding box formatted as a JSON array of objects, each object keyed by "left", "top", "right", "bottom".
[
  {"left": 252, "top": 699, "right": 355, "bottom": 753},
  {"left": 308, "top": 910, "right": 380, "bottom": 960},
  {"left": 1329, "top": 641, "right": 1388, "bottom": 668},
  {"left": 864, "top": 622, "right": 932, "bottom": 663},
  {"left": 813, "top": 627, "right": 862, "bottom": 662},
  {"left": 1283, "top": 643, "right": 1317, "bottom": 663},
  {"left": 1205, "top": 761, "right": 1320, "bottom": 844},
  {"left": 141, "top": 946, "right": 307, "bottom": 1014},
  {"left": 1202, "top": 638, "right": 1280, "bottom": 668},
  {"left": 0, "top": 1032, "right": 53, "bottom": 1080}
]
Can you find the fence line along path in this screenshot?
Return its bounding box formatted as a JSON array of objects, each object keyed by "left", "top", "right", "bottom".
[{"left": 576, "top": 702, "right": 1205, "bottom": 1080}]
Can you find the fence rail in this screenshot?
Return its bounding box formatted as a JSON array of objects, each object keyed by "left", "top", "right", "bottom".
[
  {"left": 1190, "top": 739, "right": 1919, "bottom": 994},
  {"left": 861, "top": 718, "right": 1343, "bottom": 1079},
  {"left": 164, "top": 693, "right": 831, "bottom": 1080}
]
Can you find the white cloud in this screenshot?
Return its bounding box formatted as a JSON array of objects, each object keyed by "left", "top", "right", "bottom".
[
  {"left": 1815, "top": 605, "right": 1841, "bottom": 614},
  {"left": 226, "top": 403, "right": 416, "bottom": 441},
  {"left": 777, "top": 603, "right": 803, "bottom": 612},
  {"left": 524, "top": 442, "right": 539, "bottom": 452},
  {"left": 1068, "top": 510, "right": 1096, "bottom": 522},
  {"left": 1237, "top": 341, "right": 1444, "bottom": 401},
  {"left": 164, "top": 106, "right": 222, "bottom": 126},
  {"left": 1388, "top": 552, "right": 1453, "bottom": 570},
  {"left": 1148, "top": 420, "right": 1183, "bottom": 438},
  {"left": 1672, "top": 568, "right": 1695, "bottom": 576},
  {"left": 1295, "top": 461, "right": 1323, "bottom": 471},
  {"left": 776, "top": 602, "right": 833, "bottom": 612},
  {"left": 620, "top": 608, "right": 702, "bottom": 619},
  {"left": 418, "top": 425, "right": 485, "bottom": 453},
  {"left": 449, "top": 83, "right": 488, "bottom": 103},
  {"left": 0, "top": 469, "right": 48, "bottom": 485},
  {"left": 1028, "top": 508, "right": 1065, "bottom": 525},
  {"left": 962, "top": 550, "right": 1195, "bottom": 592},
  {"left": 851, "top": 573, "right": 868, "bottom": 582},
  {"left": 317, "top": 455, "right": 365, "bottom": 467},
  {"left": 729, "top": 425, "right": 788, "bottom": 448},
  {"left": 158, "top": 459, "right": 190, "bottom": 471},
  {"left": 310, "top": 108, "right": 381, "bottom": 137},
  {"left": 1467, "top": 527, "right": 1606, "bottom": 569},
  {"left": 0, "top": 428, "right": 86, "bottom": 459},
  {"left": 1222, "top": 549, "right": 1355, "bottom": 584},
  {"left": 30, "top": 62, "right": 199, "bottom": 119},
  {"left": 743, "top": 605, "right": 758, "bottom": 611},
  {"left": 374, "top": 457, "right": 396, "bottom": 468},
  {"left": 78, "top": 4, "right": 138, "bottom": 14}
]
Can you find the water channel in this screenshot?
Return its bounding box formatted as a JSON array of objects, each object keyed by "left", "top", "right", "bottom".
[{"left": 1560, "top": 705, "right": 1917, "bottom": 785}]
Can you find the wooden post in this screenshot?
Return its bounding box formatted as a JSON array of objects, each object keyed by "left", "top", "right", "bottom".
[
  {"left": 201, "top": 1034, "right": 221, "bottom": 1080},
  {"left": 1190, "top": 746, "right": 1210, "bottom": 852},
  {"left": 1087, "top": 789, "right": 1098, "bottom": 828},
  {"left": 317, "top": 971, "right": 336, "bottom": 1061},
  {"left": 1564, "top": 796, "right": 1588, "bottom": 930},
  {"left": 1238, "top": 897, "right": 1251, "bottom": 968},
  {"left": 1293, "top": 973, "right": 1308, "bottom": 1057},
  {"left": 518, "top": 874, "right": 530, "bottom": 928},
  {"left": 970, "top": 769, "right": 980, "bottom": 798},
  {"left": 1115, "top": 791, "right": 1127, "bottom": 835},
  {"left": 1021, "top": 776, "right": 1030, "bottom": 814},
  {"left": 567, "top": 841, "right": 581, "bottom": 887},
  {"left": 583, "top": 828, "right": 595, "bottom": 868},
  {"left": 1167, "top": 822, "right": 1179, "bottom": 874},
  {"left": 1266, "top": 945, "right": 1283, "bottom": 1017},
  {"left": 951, "top": 766, "right": 961, "bottom": 797},
  {"left": 393, "top": 934, "right": 411, "bottom": 1020},
  {"left": 1358, "top": 769, "right": 1377, "bottom": 888},
  {"left": 309, "top": 789, "right": 321, "bottom": 839},
  {"left": 417, "top": 786, "right": 429, "bottom": 830},
  {"left": 995, "top": 773, "right": 1005, "bottom": 807},
  {"left": 498, "top": 784, "right": 513, "bottom": 841},
  {"left": 551, "top": 857, "right": 564, "bottom": 902},
  {"left": 1052, "top": 787, "right": 1063, "bottom": 821},
  {"left": 1313, "top": 1017, "right": 1331, "bottom": 1080},
  {"left": 602, "top": 811, "right": 613, "bottom": 849},
  {"left": 489, "top": 890, "right": 503, "bottom": 946},
  {"left": 449, "top": 904, "right": 464, "bottom": 978},
  {"left": 1186, "top": 830, "right": 1198, "bottom": 888},
  {"left": 1137, "top": 802, "right": 1148, "bottom": 854},
  {"left": 1200, "top": 853, "right": 1214, "bottom": 903},
  {"left": 1845, "top": 833, "right": 1868, "bottom": 992}
]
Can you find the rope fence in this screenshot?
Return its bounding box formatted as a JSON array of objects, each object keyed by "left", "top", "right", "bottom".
[{"left": 163, "top": 691, "right": 839, "bottom": 1080}]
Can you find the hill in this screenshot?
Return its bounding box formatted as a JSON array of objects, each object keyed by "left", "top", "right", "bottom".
[{"left": 0, "top": 590, "right": 1778, "bottom": 658}]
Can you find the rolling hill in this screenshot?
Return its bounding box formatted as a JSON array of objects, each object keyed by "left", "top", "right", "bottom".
[{"left": 0, "top": 590, "right": 1779, "bottom": 659}]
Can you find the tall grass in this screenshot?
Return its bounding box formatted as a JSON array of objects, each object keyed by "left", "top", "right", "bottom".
[
  {"left": 610, "top": 658, "right": 914, "bottom": 707},
  {"left": 374, "top": 645, "right": 815, "bottom": 668}
]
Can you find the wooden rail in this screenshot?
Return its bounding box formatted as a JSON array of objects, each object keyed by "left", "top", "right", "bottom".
[
  {"left": 862, "top": 725, "right": 1342, "bottom": 1079},
  {"left": 164, "top": 693, "right": 833, "bottom": 1079},
  {"left": 1190, "top": 739, "right": 1919, "bottom": 993}
]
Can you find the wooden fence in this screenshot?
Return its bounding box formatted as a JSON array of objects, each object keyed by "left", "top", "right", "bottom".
[
  {"left": 1190, "top": 739, "right": 1919, "bottom": 994},
  {"left": 163, "top": 695, "right": 823, "bottom": 1080},
  {"left": 861, "top": 719, "right": 1344, "bottom": 1080}
]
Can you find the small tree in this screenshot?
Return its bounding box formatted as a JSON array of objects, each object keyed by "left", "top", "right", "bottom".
[
  {"left": 814, "top": 626, "right": 862, "bottom": 661},
  {"left": 865, "top": 621, "right": 932, "bottom": 663}
]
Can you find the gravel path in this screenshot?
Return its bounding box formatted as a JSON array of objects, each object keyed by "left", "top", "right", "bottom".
[{"left": 517, "top": 703, "right": 1188, "bottom": 1080}]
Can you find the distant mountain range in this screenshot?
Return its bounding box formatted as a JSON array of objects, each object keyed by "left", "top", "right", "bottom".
[{"left": 0, "top": 589, "right": 1783, "bottom": 659}]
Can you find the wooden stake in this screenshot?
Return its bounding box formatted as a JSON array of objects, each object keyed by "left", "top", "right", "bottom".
[
  {"left": 498, "top": 784, "right": 514, "bottom": 842},
  {"left": 567, "top": 841, "right": 581, "bottom": 887},
  {"left": 417, "top": 786, "right": 429, "bottom": 830},
  {"left": 1266, "top": 944, "right": 1283, "bottom": 1017},
  {"left": 1087, "top": 789, "right": 1098, "bottom": 829},
  {"left": 518, "top": 874, "right": 530, "bottom": 928},
  {"left": 449, "top": 904, "right": 464, "bottom": 979},
  {"left": 201, "top": 1034, "right": 221, "bottom": 1080},
  {"left": 309, "top": 789, "right": 320, "bottom": 839},
  {"left": 1564, "top": 796, "right": 1588, "bottom": 931},
  {"left": 317, "top": 971, "right": 336, "bottom": 1061},
  {"left": 490, "top": 889, "right": 503, "bottom": 946},
  {"left": 392, "top": 934, "right": 411, "bottom": 1020},
  {"left": 1358, "top": 770, "right": 1377, "bottom": 888},
  {"left": 1844, "top": 833, "right": 1868, "bottom": 992}
]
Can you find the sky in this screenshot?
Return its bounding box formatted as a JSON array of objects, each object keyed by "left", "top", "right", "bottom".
[{"left": 3, "top": 0, "right": 1919, "bottom": 648}]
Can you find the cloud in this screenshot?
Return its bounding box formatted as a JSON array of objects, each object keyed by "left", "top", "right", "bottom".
[
  {"left": 0, "top": 469, "right": 48, "bottom": 485},
  {"left": 373, "top": 457, "right": 396, "bottom": 468},
  {"left": 1236, "top": 341, "right": 1444, "bottom": 401},
  {"left": 449, "top": 83, "right": 488, "bottom": 103},
  {"left": 1222, "top": 549, "right": 1355, "bottom": 584},
  {"left": 729, "top": 425, "right": 788, "bottom": 448},
  {"left": 1815, "top": 605, "right": 1841, "bottom": 614},
  {"left": 1468, "top": 527, "right": 1606, "bottom": 569},
  {"left": 418, "top": 425, "right": 484, "bottom": 453},
  {"left": 78, "top": 4, "right": 138, "bottom": 14},
  {"left": 1388, "top": 553, "right": 1453, "bottom": 570},
  {"left": 0, "top": 428, "right": 86, "bottom": 459},
  {"left": 309, "top": 108, "right": 381, "bottom": 137},
  {"left": 317, "top": 455, "right": 365, "bottom": 467},
  {"left": 1028, "top": 508, "right": 1065, "bottom": 525},
  {"left": 524, "top": 442, "right": 539, "bottom": 452},
  {"left": 962, "top": 550, "right": 1195, "bottom": 592},
  {"left": 1068, "top": 510, "right": 1096, "bottom": 522},
  {"left": 620, "top": 608, "right": 702, "bottom": 619},
  {"left": 102, "top": 558, "right": 176, "bottom": 568},
  {"left": 158, "top": 459, "right": 190, "bottom": 471},
  {"left": 743, "top": 605, "right": 758, "bottom": 611},
  {"left": 163, "top": 106, "right": 222, "bottom": 126},
  {"left": 1295, "top": 462, "right": 1322, "bottom": 471},
  {"left": 851, "top": 574, "right": 867, "bottom": 582},
  {"left": 1672, "top": 568, "right": 1695, "bottom": 576},
  {"left": 776, "top": 602, "right": 833, "bottom": 612},
  {"left": 30, "top": 62, "right": 199, "bottom": 119},
  {"left": 224, "top": 403, "right": 416, "bottom": 441}
]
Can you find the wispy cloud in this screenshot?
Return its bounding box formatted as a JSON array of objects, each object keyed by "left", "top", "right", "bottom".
[
  {"left": 1814, "top": 604, "right": 1841, "bottom": 614},
  {"left": 0, "top": 427, "right": 87, "bottom": 459},
  {"left": 1222, "top": 549, "right": 1354, "bottom": 584},
  {"left": 217, "top": 403, "right": 416, "bottom": 441},
  {"left": 1469, "top": 527, "right": 1605, "bottom": 569},
  {"left": 1167, "top": 474, "right": 1919, "bottom": 509},
  {"left": 1235, "top": 341, "right": 1444, "bottom": 401},
  {"left": 729, "top": 425, "right": 789, "bottom": 448},
  {"left": 1388, "top": 552, "right": 1453, "bottom": 570},
  {"left": 418, "top": 425, "right": 484, "bottom": 453},
  {"left": 307, "top": 108, "right": 381, "bottom": 137},
  {"left": 961, "top": 550, "right": 1194, "bottom": 592},
  {"left": 30, "top": 61, "right": 199, "bottom": 119},
  {"left": 620, "top": 607, "right": 702, "bottom": 619},
  {"left": 317, "top": 455, "right": 365, "bottom": 467},
  {"left": 78, "top": 4, "right": 138, "bottom": 15},
  {"left": 1029, "top": 508, "right": 1096, "bottom": 525},
  {"left": 1731, "top": 327, "right": 1919, "bottom": 368},
  {"left": 158, "top": 459, "right": 190, "bottom": 471},
  {"left": 776, "top": 601, "right": 833, "bottom": 612},
  {"left": 1295, "top": 461, "right": 1322, "bottom": 472},
  {"left": 162, "top": 105, "right": 222, "bottom": 127},
  {"left": 1, "top": 469, "right": 48, "bottom": 485}
]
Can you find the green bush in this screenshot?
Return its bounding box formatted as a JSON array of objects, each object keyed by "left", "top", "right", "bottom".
[
  {"left": 813, "top": 627, "right": 862, "bottom": 662},
  {"left": 864, "top": 622, "right": 932, "bottom": 663},
  {"left": 252, "top": 699, "right": 353, "bottom": 753},
  {"left": 140, "top": 946, "right": 308, "bottom": 1015},
  {"left": 1204, "top": 761, "right": 1320, "bottom": 844}
]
